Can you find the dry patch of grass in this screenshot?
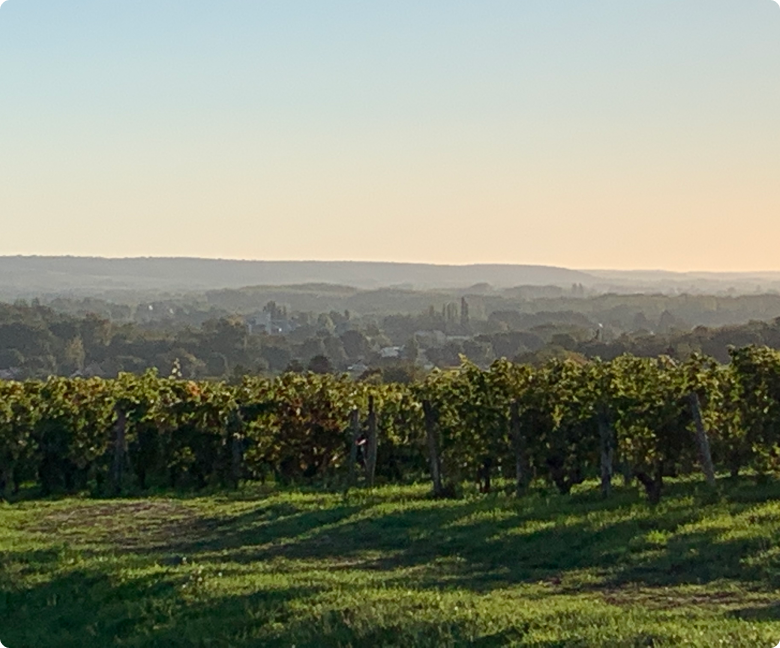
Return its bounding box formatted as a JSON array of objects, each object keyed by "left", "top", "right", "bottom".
[{"left": 24, "top": 500, "right": 201, "bottom": 550}]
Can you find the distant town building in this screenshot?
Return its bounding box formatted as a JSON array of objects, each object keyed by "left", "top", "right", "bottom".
[
  {"left": 379, "top": 346, "right": 403, "bottom": 359},
  {"left": 347, "top": 362, "right": 370, "bottom": 377},
  {"left": 247, "top": 311, "right": 296, "bottom": 335}
]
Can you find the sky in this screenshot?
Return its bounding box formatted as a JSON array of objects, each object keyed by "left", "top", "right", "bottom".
[{"left": 0, "top": 0, "right": 779, "bottom": 271}]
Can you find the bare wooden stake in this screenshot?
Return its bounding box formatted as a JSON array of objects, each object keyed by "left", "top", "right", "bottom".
[
  {"left": 227, "top": 407, "right": 244, "bottom": 489},
  {"left": 366, "top": 396, "right": 378, "bottom": 488},
  {"left": 597, "top": 406, "right": 614, "bottom": 498},
  {"left": 689, "top": 392, "right": 716, "bottom": 488},
  {"left": 111, "top": 407, "right": 127, "bottom": 495},
  {"left": 230, "top": 434, "right": 242, "bottom": 489},
  {"left": 510, "top": 400, "right": 530, "bottom": 496},
  {"left": 0, "top": 464, "right": 13, "bottom": 502},
  {"left": 347, "top": 408, "right": 360, "bottom": 489},
  {"left": 423, "top": 399, "right": 443, "bottom": 496}
]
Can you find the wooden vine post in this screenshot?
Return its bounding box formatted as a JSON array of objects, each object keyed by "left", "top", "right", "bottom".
[
  {"left": 229, "top": 408, "right": 244, "bottom": 490},
  {"left": 510, "top": 400, "right": 530, "bottom": 496},
  {"left": 347, "top": 407, "right": 360, "bottom": 489},
  {"left": 688, "top": 392, "right": 716, "bottom": 488},
  {"left": 111, "top": 406, "right": 127, "bottom": 495},
  {"left": 230, "top": 434, "right": 242, "bottom": 489},
  {"left": 597, "top": 406, "right": 614, "bottom": 498},
  {"left": 0, "top": 464, "right": 12, "bottom": 502},
  {"left": 366, "top": 396, "right": 378, "bottom": 487},
  {"left": 423, "top": 399, "right": 443, "bottom": 496}
]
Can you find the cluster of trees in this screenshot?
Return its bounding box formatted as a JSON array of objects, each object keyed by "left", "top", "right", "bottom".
[
  {"left": 6, "top": 297, "right": 780, "bottom": 382},
  {"left": 4, "top": 346, "right": 780, "bottom": 504},
  {"left": 0, "top": 302, "right": 395, "bottom": 380}
]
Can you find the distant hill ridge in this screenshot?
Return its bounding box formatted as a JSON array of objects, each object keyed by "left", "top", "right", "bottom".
[
  {"left": 3, "top": 256, "right": 780, "bottom": 300},
  {"left": 0, "top": 256, "right": 594, "bottom": 296}
]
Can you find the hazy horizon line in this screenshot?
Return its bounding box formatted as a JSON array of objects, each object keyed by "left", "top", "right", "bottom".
[{"left": 4, "top": 253, "right": 780, "bottom": 276}]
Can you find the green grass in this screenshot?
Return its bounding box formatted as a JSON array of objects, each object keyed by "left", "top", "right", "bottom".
[{"left": 2, "top": 478, "right": 780, "bottom": 647}]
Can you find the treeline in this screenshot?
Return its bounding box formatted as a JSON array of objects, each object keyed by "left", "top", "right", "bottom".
[
  {"left": 0, "top": 301, "right": 387, "bottom": 379},
  {"left": 3, "top": 346, "right": 780, "bottom": 503},
  {"left": 48, "top": 285, "right": 780, "bottom": 330},
  {"left": 7, "top": 298, "right": 780, "bottom": 382}
]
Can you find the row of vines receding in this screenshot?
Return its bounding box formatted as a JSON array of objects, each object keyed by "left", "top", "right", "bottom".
[{"left": 2, "top": 345, "right": 780, "bottom": 503}]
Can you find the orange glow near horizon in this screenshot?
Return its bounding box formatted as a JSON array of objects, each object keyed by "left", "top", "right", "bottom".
[{"left": 1, "top": 1, "right": 779, "bottom": 272}]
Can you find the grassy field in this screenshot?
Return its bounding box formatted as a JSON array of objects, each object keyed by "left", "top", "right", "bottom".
[{"left": 2, "top": 479, "right": 780, "bottom": 647}]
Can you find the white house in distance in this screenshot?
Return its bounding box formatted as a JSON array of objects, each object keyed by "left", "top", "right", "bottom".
[
  {"left": 247, "top": 311, "right": 296, "bottom": 335},
  {"left": 379, "top": 346, "right": 403, "bottom": 359}
]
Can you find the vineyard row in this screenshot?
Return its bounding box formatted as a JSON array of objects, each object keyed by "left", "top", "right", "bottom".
[{"left": 2, "top": 345, "right": 780, "bottom": 503}]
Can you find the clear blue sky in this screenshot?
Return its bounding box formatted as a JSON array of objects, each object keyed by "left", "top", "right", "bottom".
[{"left": 1, "top": 0, "right": 779, "bottom": 270}]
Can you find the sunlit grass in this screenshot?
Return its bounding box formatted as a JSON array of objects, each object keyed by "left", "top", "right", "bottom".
[{"left": 2, "top": 477, "right": 780, "bottom": 646}]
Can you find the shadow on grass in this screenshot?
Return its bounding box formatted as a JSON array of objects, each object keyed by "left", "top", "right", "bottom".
[
  {"left": 0, "top": 559, "right": 713, "bottom": 648},
  {"left": 5, "top": 478, "right": 780, "bottom": 647},
  {"left": 0, "top": 563, "right": 321, "bottom": 648},
  {"left": 114, "top": 477, "right": 780, "bottom": 594},
  {"left": 0, "top": 553, "right": 530, "bottom": 648},
  {"left": 70, "top": 476, "right": 764, "bottom": 591},
  {"left": 731, "top": 602, "right": 780, "bottom": 621}
]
